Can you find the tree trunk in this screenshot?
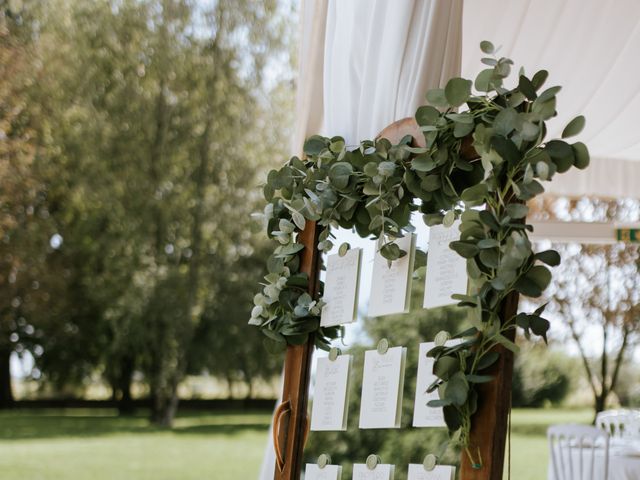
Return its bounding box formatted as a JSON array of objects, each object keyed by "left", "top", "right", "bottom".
[
  {"left": 117, "top": 355, "right": 135, "bottom": 415},
  {"left": 0, "top": 346, "right": 13, "bottom": 409},
  {"left": 595, "top": 392, "right": 607, "bottom": 417}
]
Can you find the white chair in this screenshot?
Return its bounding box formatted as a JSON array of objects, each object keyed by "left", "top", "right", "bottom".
[
  {"left": 548, "top": 424, "right": 610, "bottom": 480},
  {"left": 596, "top": 409, "right": 640, "bottom": 441}
]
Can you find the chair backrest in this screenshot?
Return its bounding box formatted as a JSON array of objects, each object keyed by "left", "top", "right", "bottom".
[
  {"left": 548, "top": 424, "right": 609, "bottom": 480},
  {"left": 596, "top": 409, "right": 640, "bottom": 440}
]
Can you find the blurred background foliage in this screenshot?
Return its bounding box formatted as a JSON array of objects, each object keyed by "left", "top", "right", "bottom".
[{"left": 0, "top": 0, "right": 293, "bottom": 423}]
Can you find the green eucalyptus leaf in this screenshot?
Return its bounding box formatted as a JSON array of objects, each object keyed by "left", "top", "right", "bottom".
[
  {"left": 449, "top": 241, "right": 480, "bottom": 258},
  {"left": 460, "top": 183, "right": 489, "bottom": 205},
  {"left": 480, "top": 40, "right": 495, "bottom": 54},
  {"left": 445, "top": 78, "right": 473, "bottom": 107},
  {"left": 518, "top": 75, "right": 537, "bottom": 100},
  {"left": 328, "top": 162, "right": 353, "bottom": 190},
  {"left": 443, "top": 210, "right": 456, "bottom": 227},
  {"left": 537, "top": 86, "right": 562, "bottom": 103},
  {"left": 529, "top": 315, "right": 550, "bottom": 343},
  {"left": 423, "top": 213, "right": 444, "bottom": 226},
  {"left": 572, "top": 142, "right": 590, "bottom": 169},
  {"left": 466, "top": 374, "right": 494, "bottom": 384},
  {"left": 434, "top": 355, "right": 460, "bottom": 381},
  {"left": 412, "top": 153, "right": 436, "bottom": 172},
  {"left": 426, "top": 88, "right": 448, "bottom": 108},
  {"left": 535, "top": 250, "right": 561, "bottom": 266},
  {"left": 531, "top": 70, "right": 549, "bottom": 90},
  {"left": 476, "top": 351, "right": 500, "bottom": 370},
  {"left": 494, "top": 333, "right": 520, "bottom": 353},
  {"left": 475, "top": 68, "right": 495, "bottom": 92},
  {"left": 303, "top": 135, "right": 326, "bottom": 156},
  {"left": 292, "top": 211, "right": 306, "bottom": 231},
  {"left": 506, "top": 203, "right": 529, "bottom": 219},
  {"left": 491, "top": 136, "right": 521, "bottom": 164},
  {"left": 444, "top": 372, "right": 469, "bottom": 406},
  {"left": 527, "top": 265, "right": 552, "bottom": 290},
  {"left": 479, "top": 249, "right": 499, "bottom": 268},
  {"left": 416, "top": 105, "right": 441, "bottom": 126},
  {"left": 562, "top": 115, "right": 585, "bottom": 138},
  {"left": 494, "top": 107, "right": 518, "bottom": 136},
  {"left": 513, "top": 276, "right": 543, "bottom": 297},
  {"left": 443, "top": 405, "right": 462, "bottom": 431}
]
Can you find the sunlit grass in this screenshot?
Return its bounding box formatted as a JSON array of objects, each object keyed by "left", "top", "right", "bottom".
[
  {"left": 0, "top": 407, "right": 592, "bottom": 480},
  {"left": 0, "top": 409, "right": 272, "bottom": 480}
]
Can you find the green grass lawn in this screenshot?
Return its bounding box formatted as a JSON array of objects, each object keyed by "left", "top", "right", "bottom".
[
  {"left": 0, "top": 407, "right": 592, "bottom": 479},
  {"left": 0, "top": 409, "right": 272, "bottom": 480}
]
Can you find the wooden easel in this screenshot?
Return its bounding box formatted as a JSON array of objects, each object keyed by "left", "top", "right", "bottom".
[{"left": 272, "top": 118, "right": 519, "bottom": 480}]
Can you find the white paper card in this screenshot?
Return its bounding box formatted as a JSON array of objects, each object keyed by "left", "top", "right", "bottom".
[
  {"left": 412, "top": 342, "right": 444, "bottom": 428},
  {"left": 352, "top": 464, "right": 395, "bottom": 480},
  {"left": 423, "top": 222, "right": 468, "bottom": 309},
  {"left": 368, "top": 234, "right": 416, "bottom": 317},
  {"left": 407, "top": 464, "right": 455, "bottom": 480},
  {"left": 321, "top": 248, "right": 362, "bottom": 327},
  {"left": 305, "top": 464, "right": 342, "bottom": 480},
  {"left": 359, "top": 346, "right": 406, "bottom": 429},
  {"left": 310, "top": 355, "right": 352, "bottom": 431}
]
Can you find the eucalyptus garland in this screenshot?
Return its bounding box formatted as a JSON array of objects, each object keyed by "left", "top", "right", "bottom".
[{"left": 249, "top": 41, "right": 589, "bottom": 463}]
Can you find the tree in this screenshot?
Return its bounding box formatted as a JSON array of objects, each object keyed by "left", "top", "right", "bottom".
[
  {"left": 11, "top": 0, "right": 291, "bottom": 422},
  {"left": 548, "top": 242, "right": 640, "bottom": 415},
  {"left": 531, "top": 197, "right": 640, "bottom": 416}
]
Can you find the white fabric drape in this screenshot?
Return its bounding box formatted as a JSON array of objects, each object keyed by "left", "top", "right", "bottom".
[
  {"left": 322, "top": 0, "right": 463, "bottom": 145},
  {"left": 461, "top": 0, "right": 640, "bottom": 198}
]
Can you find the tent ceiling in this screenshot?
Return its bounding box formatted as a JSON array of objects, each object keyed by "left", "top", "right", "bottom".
[
  {"left": 297, "top": 0, "right": 640, "bottom": 199},
  {"left": 462, "top": 0, "right": 640, "bottom": 198}
]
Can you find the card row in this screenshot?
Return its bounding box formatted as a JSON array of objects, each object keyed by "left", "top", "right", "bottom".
[
  {"left": 305, "top": 462, "right": 455, "bottom": 480},
  {"left": 320, "top": 223, "right": 467, "bottom": 328},
  {"left": 310, "top": 342, "right": 455, "bottom": 432}
]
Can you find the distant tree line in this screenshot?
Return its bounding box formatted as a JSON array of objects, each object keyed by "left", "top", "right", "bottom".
[{"left": 0, "top": 0, "right": 292, "bottom": 425}]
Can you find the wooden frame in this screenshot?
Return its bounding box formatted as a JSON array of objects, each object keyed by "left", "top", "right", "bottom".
[{"left": 272, "top": 119, "right": 520, "bottom": 480}]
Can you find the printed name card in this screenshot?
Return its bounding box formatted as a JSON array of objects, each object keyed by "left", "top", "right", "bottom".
[
  {"left": 368, "top": 234, "right": 416, "bottom": 317},
  {"left": 310, "top": 355, "right": 352, "bottom": 431},
  {"left": 407, "top": 464, "right": 455, "bottom": 480},
  {"left": 423, "top": 222, "right": 468, "bottom": 309},
  {"left": 359, "top": 346, "right": 406, "bottom": 429},
  {"left": 352, "top": 463, "right": 395, "bottom": 480},
  {"left": 413, "top": 342, "right": 444, "bottom": 428},
  {"left": 305, "top": 464, "right": 342, "bottom": 480},
  {"left": 321, "top": 248, "right": 362, "bottom": 327}
]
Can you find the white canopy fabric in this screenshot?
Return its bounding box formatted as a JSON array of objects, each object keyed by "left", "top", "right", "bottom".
[
  {"left": 462, "top": 0, "right": 640, "bottom": 199},
  {"left": 295, "top": 0, "right": 640, "bottom": 199}
]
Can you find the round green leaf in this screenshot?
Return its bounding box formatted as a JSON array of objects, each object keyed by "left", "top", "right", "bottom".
[
  {"left": 434, "top": 355, "right": 460, "bottom": 381},
  {"left": 426, "top": 88, "right": 448, "bottom": 108},
  {"left": 328, "top": 162, "right": 353, "bottom": 190},
  {"left": 506, "top": 203, "right": 529, "bottom": 219},
  {"left": 445, "top": 78, "right": 472, "bottom": 107},
  {"left": 415, "top": 105, "right": 440, "bottom": 126},
  {"left": 535, "top": 250, "right": 561, "bottom": 267},
  {"left": 475, "top": 69, "right": 494, "bottom": 92},
  {"left": 480, "top": 40, "right": 495, "bottom": 54},
  {"left": 412, "top": 153, "right": 436, "bottom": 172},
  {"left": 572, "top": 142, "right": 590, "bottom": 169}
]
